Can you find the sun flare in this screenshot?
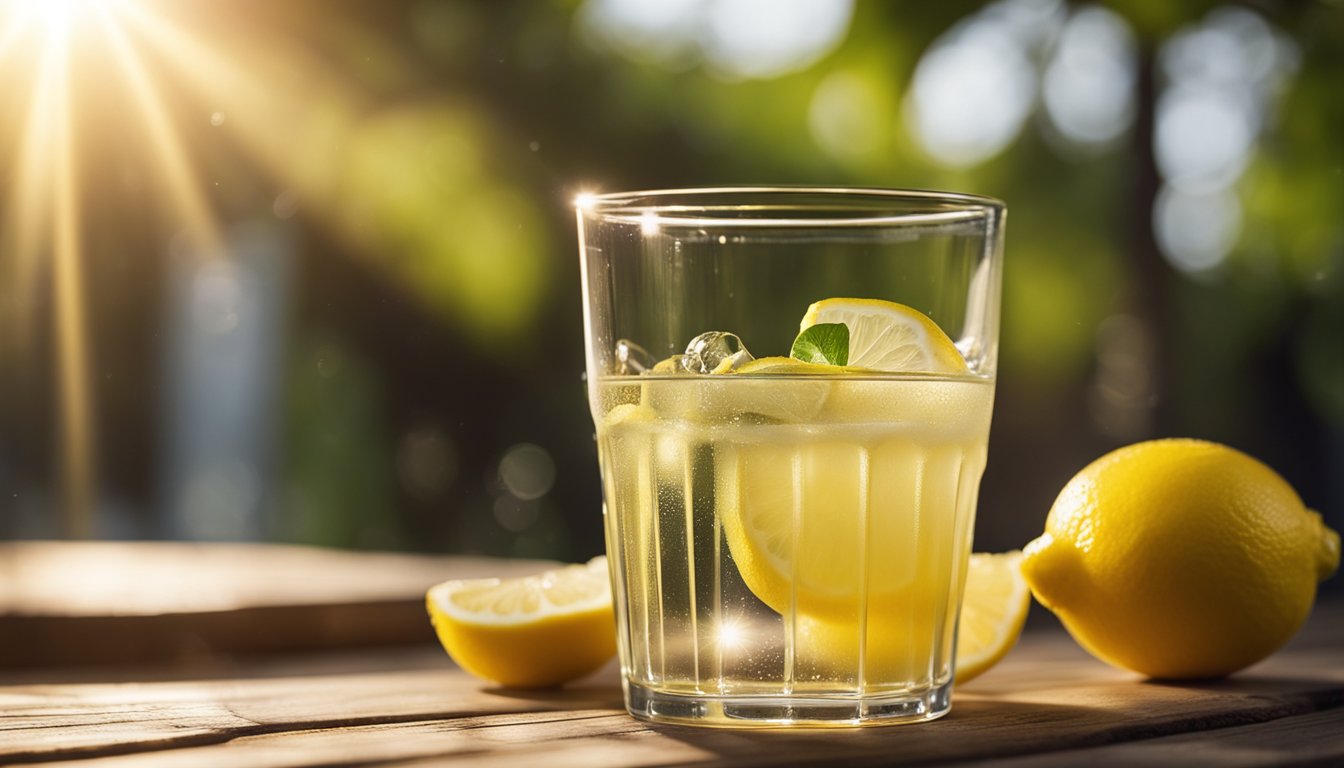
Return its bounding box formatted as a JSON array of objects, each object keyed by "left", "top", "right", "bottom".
[
  {"left": 2, "top": 0, "right": 551, "bottom": 535},
  {"left": 5, "top": 0, "right": 113, "bottom": 42},
  {"left": 0, "top": 0, "right": 223, "bottom": 535}
]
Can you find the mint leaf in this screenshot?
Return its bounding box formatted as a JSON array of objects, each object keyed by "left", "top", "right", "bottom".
[{"left": 790, "top": 323, "right": 849, "bottom": 366}]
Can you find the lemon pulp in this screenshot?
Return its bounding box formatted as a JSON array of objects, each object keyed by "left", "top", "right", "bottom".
[{"left": 800, "top": 298, "right": 968, "bottom": 373}]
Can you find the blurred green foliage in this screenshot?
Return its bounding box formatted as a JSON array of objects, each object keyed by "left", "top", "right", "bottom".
[
  {"left": 280, "top": 333, "right": 396, "bottom": 549},
  {"left": 268, "top": 0, "right": 1342, "bottom": 560},
  {"left": 1, "top": 0, "right": 1338, "bottom": 561},
  {"left": 337, "top": 105, "right": 552, "bottom": 347}
]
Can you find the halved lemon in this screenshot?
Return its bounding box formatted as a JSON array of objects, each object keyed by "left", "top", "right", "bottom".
[
  {"left": 956, "top": 550, "right": 1030, "bottom": 684},
  {"left": 800, "top": 298, "right": 967, "bottom": 373},
  {"left": 426, "top": 557, "right": 616, "bottom": 688}
]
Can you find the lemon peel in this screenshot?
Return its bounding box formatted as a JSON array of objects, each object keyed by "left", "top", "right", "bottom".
[{"left": 426, "top": 557, "right": 616, "bottom": 688}]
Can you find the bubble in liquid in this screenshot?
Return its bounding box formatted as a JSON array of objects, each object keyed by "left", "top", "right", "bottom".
[
  {"left": 614, "top": 338, "right": 655, "bottom": 374},
  {"left": 683, "top": 331, "right": 754, "bottom": 374}
]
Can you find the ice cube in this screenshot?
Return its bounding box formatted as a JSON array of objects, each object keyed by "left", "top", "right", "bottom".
[
  {"left": 613, "top": 339, "right": 655, "bottom": 375},
  {"left": 683, "top": 331, "right": 754, "bottom": 374}
]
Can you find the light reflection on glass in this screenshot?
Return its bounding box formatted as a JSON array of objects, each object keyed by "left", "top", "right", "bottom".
[
  {"left": 639, "top": 210, "right": 660, "bottom": 235},
  {"left": 715, "top": 615, "right": 750, "bottom": 651}
]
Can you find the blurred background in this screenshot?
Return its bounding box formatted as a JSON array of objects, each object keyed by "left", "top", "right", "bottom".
[{"left": 0, "top": 0, "right": 1340, "bottom": 573}]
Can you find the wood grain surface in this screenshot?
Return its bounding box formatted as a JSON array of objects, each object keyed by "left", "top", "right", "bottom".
[{"left": 2, "top": 543, "right": 1341, "bottom": 766}]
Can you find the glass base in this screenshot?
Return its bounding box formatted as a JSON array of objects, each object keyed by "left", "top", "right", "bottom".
[{"left": 624, "top": 680, "right": 953, "bottom": 728}]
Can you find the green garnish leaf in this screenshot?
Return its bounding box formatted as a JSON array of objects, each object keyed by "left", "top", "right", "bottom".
[{"left": 790, "top": 323, "right": 849, "bottom": 366}]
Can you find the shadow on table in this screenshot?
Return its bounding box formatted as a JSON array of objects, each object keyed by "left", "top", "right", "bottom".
[
  {"left": 480, "top": 661, "right": 626, "bottom": 711},
  {"left": 1140, "top": 674, "right": 1344, "bottom": 701},
  {"left": 642, "top": 699, "right": 1116, "bottom": 766},
  {"left": 481, "top": 683, "right": 626, "bottom": 712}
]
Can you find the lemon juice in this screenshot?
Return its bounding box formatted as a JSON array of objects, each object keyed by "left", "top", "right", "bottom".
[
  {"left": 577, "top": 189, "right": 1008, "bottom": 726},
  {"left": 597, "top": 370, "right": 993, "bottom": 723}
]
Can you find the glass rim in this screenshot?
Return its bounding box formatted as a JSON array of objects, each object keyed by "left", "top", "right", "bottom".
[{"left": 575, "top": 185, "right": 1006, "bottom": 228}]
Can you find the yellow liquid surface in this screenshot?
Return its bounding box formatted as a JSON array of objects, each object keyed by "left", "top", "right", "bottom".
[{"left": 596, "top": 374, "right": 993, "bottom": 697}]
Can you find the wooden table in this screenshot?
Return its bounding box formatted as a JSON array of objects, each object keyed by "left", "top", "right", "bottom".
[{"left": 3, "top": 543, "right": 1341, "bottom": 767}]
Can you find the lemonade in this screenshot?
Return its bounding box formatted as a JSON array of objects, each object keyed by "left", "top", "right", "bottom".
[
  {"left": 596, "top": 370, "right": 993, "bottom": 722},
  {"left": 577, "top": 187, "right": 1007, "bottom": 725}
]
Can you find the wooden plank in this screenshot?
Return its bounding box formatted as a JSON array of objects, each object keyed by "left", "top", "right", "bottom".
[
  {"left": 969, "top": 708, "right": 1344, "bottom": 767},
  {"left": 4, "top": 611, "right": 1342, "bottom": 767},
  {"left": 0, "top": 543, "right": 555, "bottom": 668},
  {"left": 0, "top": 542, "right": 556, "bottom": 614},
  {"left": 16, "top": 677, "right": 1344, "bottom": 768},
  {"left": 0, "top": 650, "right": 624, "bottom": 764},
  {"left": 1, "top": 542, "right": 1339, "bottom": 766}
]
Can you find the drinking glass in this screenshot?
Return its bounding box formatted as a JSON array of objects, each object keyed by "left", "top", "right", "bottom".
[{"left": 576, "top": 187, "right": 1005, "bottom": 727}]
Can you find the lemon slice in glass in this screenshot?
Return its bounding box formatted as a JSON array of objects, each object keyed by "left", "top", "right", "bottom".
[
  {"left": 956, "top": 550, "right": 1030, "bottom": 684},
  {"left": 426, "top": 557, "right": 616, "bottom": 688},
  {"left": 790, "top": 552, "right": 1027, "bottom": 685},
  {"left": 800, "top": 298, "right": 967, "bottom": 373},
  {"left": 716, "top": 300, "right": 978, "bottom": 621},
  {"left": 708, "top": 356, "right": 840, "bottom": 421}
]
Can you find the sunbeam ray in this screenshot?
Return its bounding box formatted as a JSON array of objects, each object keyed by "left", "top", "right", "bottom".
[
  {"left": 114, "top": 0, "right": 363, "bottom": 210},
  {"left": 49, "top": 23, "right": 95, "bottom": 537},
  {"left": 4, "top": 35, "right": 59, "bottom": 343},
  {"left": 99, "top": 8, "right": 223, "bottom": 255},
  {"left": 3, "top": 0, "right": 242, "bottom": 532},
  {"left": 0, "top": 12, "right": 31, "bottom": 63}
]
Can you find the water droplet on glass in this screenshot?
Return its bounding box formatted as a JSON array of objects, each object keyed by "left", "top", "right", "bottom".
[
  {"left": 683, "top": 331, "right": 754, "bottom": 374},
  {"left": 614, "top": 338, "right": 655, "bottom": 374}
]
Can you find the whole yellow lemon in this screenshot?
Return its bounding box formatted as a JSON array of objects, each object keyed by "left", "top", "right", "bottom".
[{"left": 1022, "top": 439, "right": 1339, "bottom": 679}]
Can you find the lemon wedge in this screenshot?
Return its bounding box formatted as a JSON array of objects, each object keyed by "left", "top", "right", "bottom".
[
  {"left": 426, "top": 557, "right": 616, "bottom": 688},
  {"left": 955, "top": 550, "right": 1030, "bottom": 684},
  {"left": 800, "top": 298, "right": 967, "bottom": 373}
]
